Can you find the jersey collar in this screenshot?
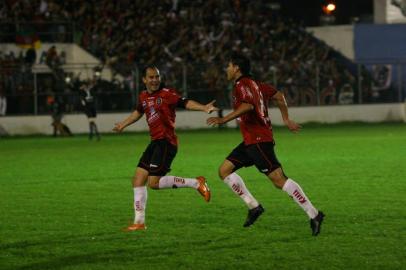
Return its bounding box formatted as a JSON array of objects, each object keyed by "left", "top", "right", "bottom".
[
  {"left": 146, "top": 87, "right": 163, "bottom": 95},
  {"left": 235, "top": 75, "right": 251, "bottom": 83}
]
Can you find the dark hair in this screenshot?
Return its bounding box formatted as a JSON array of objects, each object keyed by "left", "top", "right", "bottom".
[
  {"left": 142, "top": 65, "right": 159, "bottom": 77},
  {"left": 229, "top": 53, "right": 251, "bottom": 75}
]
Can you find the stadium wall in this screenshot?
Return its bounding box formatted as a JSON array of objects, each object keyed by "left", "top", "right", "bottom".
[
  {"left": 306, "top": 25, "right": 354, "bottom": 60},
  {"left": 0, "top": 104, "right": 404, "bottom": 135}
]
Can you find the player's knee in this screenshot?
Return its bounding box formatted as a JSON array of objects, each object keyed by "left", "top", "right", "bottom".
[
  {"left": 148, "top": 183, "right": 159, "bottom": 189},
  {"left": 147, "top": 176, "right": 161, "bottom": 189},
  {"left": 271, "top": 179, "right": 284, "bottom": 189},
  {"left": 218, "top": 166, "right": 230, "bottom": 180},
  {"left": 132, "top": 175, "right": 148, "bottom": 188},
  {"left": 268, "top": 168, "right": 287, "bottom": 189},
  {"left": 147, "top": 180, "right": 159, "bottom": 189}
]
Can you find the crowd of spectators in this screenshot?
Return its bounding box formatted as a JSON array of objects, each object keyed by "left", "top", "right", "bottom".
[
  {"left": 0, "top": 0, "right": 73, "bottom": 42},
  {"left": 0, "top": 44, "right": 71, "bottom": 114},
  {"left": 0, "top": 50, "right": 34, "bottom": 114},
  {"left": 68, "top": 0, "right": 362, "bottom": 106},
  {"left": 0, "top": 0, "right": 396, "bottom": 116}
]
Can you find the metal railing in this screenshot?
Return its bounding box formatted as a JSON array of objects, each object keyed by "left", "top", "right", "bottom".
[{"left": 0, "top": 61, "right": 404, "bottom": 116}]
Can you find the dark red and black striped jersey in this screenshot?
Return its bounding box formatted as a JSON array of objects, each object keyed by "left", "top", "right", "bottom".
[
  {"left": 136, "top": 87, "right": 187, "bottom": 146},
  {"left": 233, "top": 76, "right": 277, "bottom": 145}
]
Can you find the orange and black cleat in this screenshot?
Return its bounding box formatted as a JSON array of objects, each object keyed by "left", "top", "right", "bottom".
[
  {"left": 196, "top": 176, "right": 211, "bottom": 202},
  {"left": 123, "top": 223, "right": 146, "bottom": 232}
]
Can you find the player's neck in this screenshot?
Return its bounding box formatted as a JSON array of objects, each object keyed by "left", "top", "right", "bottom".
[
  {"left": 234, "top": 73, "right": 244, "bottom": 83},
  {"left": 147, "top": 88, "right": 158, "bottom": 94}
]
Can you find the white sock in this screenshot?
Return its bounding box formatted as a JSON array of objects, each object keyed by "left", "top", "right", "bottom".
[
  {"left": 134, "top": 186, "right": 147, "bottom": 224},
  {"left": 282, "top": 178, "right": 318, "bottom": 219},
  {"left": 158, "top": 176, "right": 199, "bottom": 189},
  {"left": 224, "top": 173, "right": 259, "bottom": 209}
]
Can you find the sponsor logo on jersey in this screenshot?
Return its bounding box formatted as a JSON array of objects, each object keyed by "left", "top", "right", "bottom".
[
  {"left": 156, "top": 97, "right": 162, "bottom": 105},
  {"left": 147, "top": 110, "right": 159, "bottom": 124}
]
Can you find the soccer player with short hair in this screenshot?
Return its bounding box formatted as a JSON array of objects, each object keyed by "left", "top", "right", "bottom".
[
  {"left": 114, "top": 66, "right": 217, "bottom": 231},
  {"left": 207, "top": 53, "right": 324, "bottom": 236}
]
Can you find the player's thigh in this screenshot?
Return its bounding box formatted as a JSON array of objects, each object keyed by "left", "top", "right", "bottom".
[
  {"left": 149, "top": 139, "right": 177, "bottom": 176},
  {"left": 246, "top": 141, "right": 282, "bottom": 175},
  {"left": 137, "top": 142, "right": 155, "bottom": 172}
]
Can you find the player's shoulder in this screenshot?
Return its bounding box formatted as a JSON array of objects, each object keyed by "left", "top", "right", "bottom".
[
  {"left": 236, "top": 77, "right": 260, "bottom": 94},
  {"left": 139, "top": 90, "right": 148, "bottom": 99},
  {"left": 161, "top": 87, "right": 182, "bottom": 97},
  {"left": 236, "top": 76, "right": 254, "bottom": 86},
  {"left": 256, "top": 80, "right": 270, "bottom": 90},
  {"left": 257, "top": 80, "right": 278, "bottom": 94},
  {"left": 161, "top": 87, "right": 178, "bottom": 93}
]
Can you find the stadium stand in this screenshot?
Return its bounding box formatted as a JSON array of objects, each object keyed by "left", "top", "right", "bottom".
[{"left": 0, "top": 0, "right": 399, "bottom": 116}]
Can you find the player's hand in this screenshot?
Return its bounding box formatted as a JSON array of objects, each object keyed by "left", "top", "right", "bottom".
[
  {"left": 204, "top": 100, "right": 219, "bottom": 114},
  {"left": 207, "top": 117, "right": 224, "bottom": 126},
  {"left": 284, "top": 119, "right": 301, "bottom": 133},
  {"left": 113, "top": 122, "right": 125, "bottom": 133}
]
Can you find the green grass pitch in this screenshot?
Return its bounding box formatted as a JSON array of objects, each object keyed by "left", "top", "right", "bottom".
[{"left": 1, "top": 123, "right": 405, "bottom": 270}]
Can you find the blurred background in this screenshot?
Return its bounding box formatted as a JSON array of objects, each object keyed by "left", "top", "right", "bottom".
[{"left": 0, "top": 0, "right": 405, "bottom": 134}]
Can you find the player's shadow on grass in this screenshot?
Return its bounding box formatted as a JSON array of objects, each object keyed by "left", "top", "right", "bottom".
[
  {"left": 5, "top": 234, "right": 258, "bottom": 270},
  {"left": 7, "top": 176, "right": 130, "bottom": 186}
]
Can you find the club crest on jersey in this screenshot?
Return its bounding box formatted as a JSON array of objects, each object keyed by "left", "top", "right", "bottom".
[{"left": 156, "top": 97, "right": 162, "bottom": 105}]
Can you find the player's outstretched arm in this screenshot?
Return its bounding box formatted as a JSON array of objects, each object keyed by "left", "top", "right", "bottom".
[
  {"left": 271, "top": 91, "right": 301, "bottom": 133},
  {"left": 185, "top": 99, "right": 219, "bottom": 114},
  {"left": 113, "top": 110, "right": 143, "bottom": 133},
  {"left": 207, "top": 102, "right": 253, "bottom": 126}
]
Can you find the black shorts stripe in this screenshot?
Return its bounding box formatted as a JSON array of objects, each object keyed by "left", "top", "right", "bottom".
[
  {"left": 149, "top": 143, "right": 168, "bottom": 173},
  {"left": 227, "top": 157, "right": 244, "bottom": 165},
  {"left": 256, "top": 143, "right": 273, "bottom": 169}
]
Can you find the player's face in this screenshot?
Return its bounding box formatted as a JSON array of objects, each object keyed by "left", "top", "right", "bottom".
[
  {"left": 226, "top": 62, "right": 238, "bottom": 81},
  {"left": 143, "top": 68, "right": 161, "bottom": 93}
]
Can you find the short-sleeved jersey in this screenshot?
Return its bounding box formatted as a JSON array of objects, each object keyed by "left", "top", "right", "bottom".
[
  {"left": 257, "top": 81, "right": 278, "bottom": 105},
  {"left": 232, "top": 76, "right": 277, "bottom": 145},
  {"left": 136, "top": 87, "right": 187, "bottom": 146}
]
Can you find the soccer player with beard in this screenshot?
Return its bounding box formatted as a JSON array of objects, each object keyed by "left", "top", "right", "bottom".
[
  {"left": 114, "top": 66, "right": 218, "bottom": 231},
  {"left": 207, "top": 53, "right": 324, "bottom": 236}
]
